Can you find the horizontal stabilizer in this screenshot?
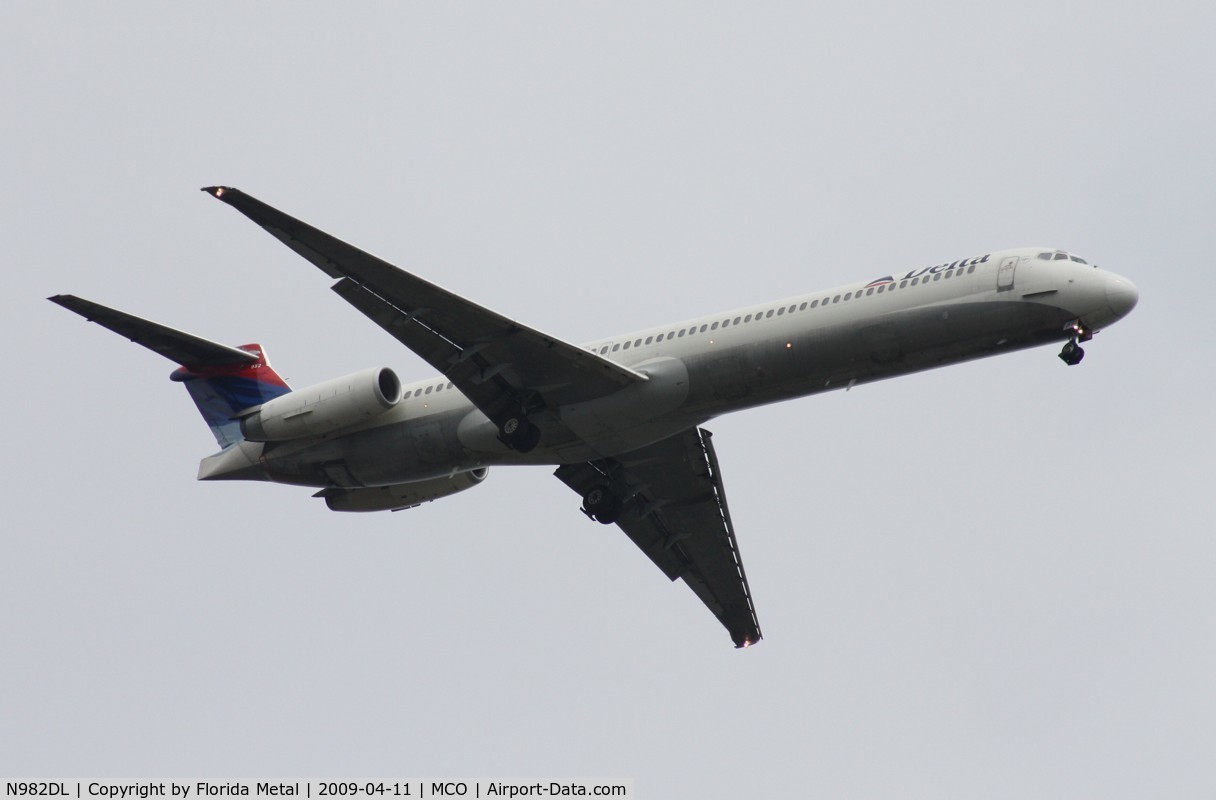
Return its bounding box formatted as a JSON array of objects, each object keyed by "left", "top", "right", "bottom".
[
  {"left": 49, "top": 294, "right": 291, "bottom": 448},
  {"left": 49, "top": 294, "right": 257, "bottom": 368}
]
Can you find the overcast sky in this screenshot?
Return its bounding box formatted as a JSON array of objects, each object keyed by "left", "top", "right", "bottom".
[{"left": 4, "top": 3, "right": 1214, "bottom": 797}]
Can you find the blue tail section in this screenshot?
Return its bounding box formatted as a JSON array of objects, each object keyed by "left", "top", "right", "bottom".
[{"left": 170, "top": 344, "right": 292, "bottom": 447}]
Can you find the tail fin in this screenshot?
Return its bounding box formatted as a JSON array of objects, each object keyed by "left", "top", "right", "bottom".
[
  {"left": 49, "top": 294, "right": 291, "bottom": 448},
  {"left": 170, "top": 345, "right": 290, "bottom": 447}
]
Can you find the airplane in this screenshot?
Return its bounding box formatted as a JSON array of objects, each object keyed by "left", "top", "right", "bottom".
[{"left": 49, "top": 186, "right": 1140, "bottom": 648}]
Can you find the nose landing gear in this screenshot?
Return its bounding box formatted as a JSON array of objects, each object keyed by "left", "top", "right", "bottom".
[
  {"left": 1059, "top": 339, "right": 1085, "bottom": 365},
  {"left": 1058, "top": 321, "right": 1092, "bottom": 366}
]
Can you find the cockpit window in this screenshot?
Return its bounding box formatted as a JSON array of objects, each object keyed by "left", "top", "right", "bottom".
[{"left": 1039, "top": 250, "right": 1088, "bottom": 264}]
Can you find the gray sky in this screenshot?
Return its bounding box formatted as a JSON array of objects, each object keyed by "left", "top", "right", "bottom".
[{"left": 4, "top": 2, "right": 1214, "bottom": 796}]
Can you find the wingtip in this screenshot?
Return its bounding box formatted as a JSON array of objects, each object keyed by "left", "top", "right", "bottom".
[{"left": 201, "top": 186, "right": 233, "bottom": 199}]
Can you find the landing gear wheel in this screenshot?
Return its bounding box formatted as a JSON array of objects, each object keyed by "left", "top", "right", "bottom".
[
  {"left": 498, "top": 416, "right": 541, "bottom": 453},
  {"left": 1058, "top": 339, "right": 1085, "bottom": 366},
  {"left": 582, "top": 484, "right": 622, "bottom": 525}
]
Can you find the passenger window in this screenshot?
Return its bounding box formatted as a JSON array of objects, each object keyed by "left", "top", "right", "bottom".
[
  {"left": 436, "top": 384, "right": 443, "bottom": 392},
  {"left": 425, "top": 385, "right": 433, "bottom": 395},
  {"left": 634, "top": 339, "right": 642, "bottom": 347},
  {"left": 413, "top": 388, "right": 423, "bottom": 397},
  {"left": 876, "top": 285, "right": 884, "bottom": 294},
  {"left": 810, "top": 299, "right": 818, "bottom": 308},
  {"left": 645, "top": 336, "right": 653, "bottom": 345},
  {"left": 745, "top": 314, "right": 753, "bottom": 322},
  {"left": 844, "top": 292, "right": 852, "bottom": 301},
  {"left": 777, "top": 307, "right": 785, "bottom": 316},
  {"left": 833, "top": 295, "right": 841, "bottom": 303},
  {"left": 799, "top": 302, "right": 807, "bottom": 310},
  {"left": 667, "top": 332, "right": 675, "bottom": 340},
  {"left": 765, "top": 309, "right": 774, "bottom": 318},
  {"left": 600, "top": 345, "right": 609, "bottom": 354},
  {"left": 711, "top": 322, "right": 719, "bottom": 330},
  {"left": 623, "top": 341, "right": 631, "bottom": 349},
  {"left": 678, "top": 329, "right": 686, "bottom": 337},
  {"left": 866, "top": 287, "right": 875, "bottom": 296},
  {"left": 968, "top": 265, "right": 976, "bottom": 273},
  {"left": 900, "top": 280, "right": 908, "bottom": 288},
  {"left": 612, "top": 344, "right": 620, "bottom": 352},
  {"left": 733, "top": 317, "right": 742, "bottom": 325},
  {"left": 933, "top": 273, "right": 942, "bottom": 280},
  {"left": 700, "top": 324, "right": 708, "bottom": 333}
]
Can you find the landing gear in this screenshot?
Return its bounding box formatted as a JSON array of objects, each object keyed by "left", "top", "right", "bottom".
[
  {"left": 1058, "top": 321, "right": 1091, "bottom": 366},
  {"left": 498, "top": 415, "right": 541, "bottom": 453},
  {"left": 582, "top": 483, "right": 622, "bottom": 525},
  {"left": 1059, "top": 339, "right": 1085, "bottom": 366}
]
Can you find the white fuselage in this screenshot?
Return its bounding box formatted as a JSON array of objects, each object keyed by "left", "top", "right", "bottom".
[{"left": 201, "top": 247, "right": 1138, "bottom": 488}]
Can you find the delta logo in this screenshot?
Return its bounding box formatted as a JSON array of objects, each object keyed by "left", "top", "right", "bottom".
[{"left": 867, "top": 254, "right": 991, "bottom": 287}]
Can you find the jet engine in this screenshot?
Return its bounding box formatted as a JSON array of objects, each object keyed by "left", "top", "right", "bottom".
[
  {"left": 240, "top": 367, "right": 402, "bottom": 442},
  {"left": 319, "top": 468, "right": 489, "bottom": 512}
]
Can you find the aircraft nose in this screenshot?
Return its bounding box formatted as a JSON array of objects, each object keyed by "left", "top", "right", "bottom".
[{"left": 1105, "top": 275, "right": 1139, "bottom": 319}]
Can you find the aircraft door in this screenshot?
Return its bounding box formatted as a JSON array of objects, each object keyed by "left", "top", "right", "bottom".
[{"left": 997, "top": 256, "right": 1017, "bottom": 291}]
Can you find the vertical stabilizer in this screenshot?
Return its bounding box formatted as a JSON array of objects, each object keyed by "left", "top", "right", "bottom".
[{"left": 170, "top": 344, "right": 291, "bottom": 447}]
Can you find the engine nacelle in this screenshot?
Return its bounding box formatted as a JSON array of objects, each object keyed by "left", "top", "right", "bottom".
[
  {"left": 240, "top": 367, "right": 402, "bottom": 442},
  {"left": 320, "top": 468, "right": 489, "bottom": 512}
]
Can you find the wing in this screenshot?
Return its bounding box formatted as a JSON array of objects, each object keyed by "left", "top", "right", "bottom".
[
  {"left": 203, "top": 186, "right": 644, "bottom": 446},
  {"left": 555, "top": 428, "right": 762, "bottom": 648}
]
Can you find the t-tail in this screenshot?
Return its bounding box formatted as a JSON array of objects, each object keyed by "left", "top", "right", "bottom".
[
  {"left": 48, "top": 295, "right": 291, "bottom": 448},
  {"left": 169, "top": 345, "right": 290, "bottom": 446}
]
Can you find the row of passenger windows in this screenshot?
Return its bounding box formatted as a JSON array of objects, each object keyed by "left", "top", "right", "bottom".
[
  {"left": 408, "top": 381, "right": 454, "bottom": 398},
  {"left": 592, "top": 262, "right": 980, "bottom": 354},
  {"left": 406, "top": 259, "right": 986, "bottom": 392}
]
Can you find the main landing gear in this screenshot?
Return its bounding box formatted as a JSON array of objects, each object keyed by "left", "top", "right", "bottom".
[
  {"left": 582, "top": 483, "right": 623, "bottom": 525},
  {"left": 1058, "top": 321, "right": 1093, "bottom": 366},
  {"left": 498, "top": 415, "right": 541, "bottom": 453}
]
